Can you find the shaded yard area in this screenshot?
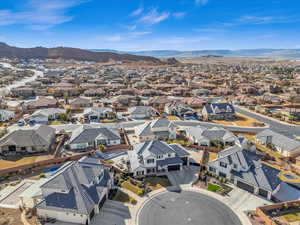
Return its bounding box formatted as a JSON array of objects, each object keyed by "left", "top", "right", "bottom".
[
  {"left": 144, "top": 176, "right": 171, "bottom": 191},
  {"left": 109, "top": 189, "right": 137, "bottom": 205}
]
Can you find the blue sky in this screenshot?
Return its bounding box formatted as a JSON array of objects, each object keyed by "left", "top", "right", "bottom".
[{"left": 0, "top": 0, "right": 299, "bottom": 50}]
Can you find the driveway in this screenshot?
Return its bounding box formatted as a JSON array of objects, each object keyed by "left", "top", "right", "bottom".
[
  {"left": 139, "top": 190, "right": 242, "bottom": 225},
  {"left": 91, "top": 200, "right": 132, "bottom": 225},
  {"left": 45, "top": 201, "right": 132, "bottom": 225},
  {"left": 167, "top": 166, "right": 199, "bottom": 186},
  {"left": 225, "top": 186, "right": 271, "bottom": 212}
]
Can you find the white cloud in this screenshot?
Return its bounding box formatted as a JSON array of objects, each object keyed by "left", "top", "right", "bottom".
[
  {"left": 173, "top": 12, "right": 186, "bottom": 19},
  {"left": 195, "top": 0, "right": 209, "bottom": 6},
  {"left": 130, "top": 31, "right": 151, "bottom": 38},
  {"left": 139, "top": 9, "right": 170, "bottom": 25},
  {"left": 131, "top": 7, "right": 144, "bottom": 17},
  {"left": 0, "top": 0, "right": 89, "bottom": 29}
]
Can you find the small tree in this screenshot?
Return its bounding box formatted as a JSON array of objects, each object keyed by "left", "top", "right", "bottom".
[
  {"left": 98, "top": 144, "right": 105, "bottom": 152},
  {"left": 58, "top": 113, "right": 68, "bottom": 121}
]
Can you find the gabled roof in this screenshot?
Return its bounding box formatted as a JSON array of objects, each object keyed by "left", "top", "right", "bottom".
[
  {"left": 204, "top": 103, "right": 235, "bottom": 115},
  {"left": 133, "top": 140, "right": 189, "bottom": 157}
]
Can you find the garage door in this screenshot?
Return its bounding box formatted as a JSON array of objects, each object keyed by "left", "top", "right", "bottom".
[
  {"left": 258, "top": 189, "right": 268, "bottom": 198},
  {"left": 236, "top": 181, "right": 254, "bottom": 193},
  {"left": 168, "top": 165, "right": 181, "bottom": 171}
]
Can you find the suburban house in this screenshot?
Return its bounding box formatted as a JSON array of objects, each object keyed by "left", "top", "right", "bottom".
[
  {"left": 184, "top": 126, "right": 238, "bottom": 147},
  {"left": 69, "top": 97, "right": 92, "bottom": 110},
  {"left": 128, "top": 140, "right": 189, "bottom": 177},
  {"left": 127, "top": 106, "right": 158, "bottom": 119},
  {"left": 202, "top": 103, "right": 235, "bottom": 120},
  {"left": 0, "top": 109, "right": 15, "bottom": 122},
  {"left": 134, "top": 118, "right": 177, "bottom": 143},
  {"left": 36, "top": 157, "right": 113, "bottom": 225},
  {"left": 23, "top": 97, "right": 58, "bottom": 110},
  {"left": 68, "top": 125, "right": 121, "bottom": 150},
  {"left": 256, "top": 129, "right": 300, "bottom": 157},
  {"left": 26, "top": 108, "right": 66, "bottom": 124},
  {"left": 0, "top": 125, "right": 55, "bottom": 155},
  {"left": 83, "top": 107, "right": 115, "bottom": 122},
  {"left": 207, "top": 146, "right": 300, "bottom": 201},
  {"left": 164, "top": 101, "right": 195, "bottom": 118}
]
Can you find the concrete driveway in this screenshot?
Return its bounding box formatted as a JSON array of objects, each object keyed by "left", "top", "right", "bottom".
[
  {"left": 91, "top": 200, "right": 132, "bottom": 225},
  {"left": 167, "top": 166, "right": 199, "bottom": 186},
  {"left": 225, "top": 186, "right": 271, "bottom": 212}
]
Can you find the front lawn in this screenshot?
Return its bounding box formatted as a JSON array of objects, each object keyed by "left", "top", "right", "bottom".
[
  {"left": 144, "top": 176, "right": 171, "bottom": 191},
  {"left": 121, "top": 180, "right": 144, "bottom": 196},
  {"left": 110, "top": 189, "right": 137, "bottom": 205},
  {"left": 207, "top": 183, "right": 222, "bottom": 192}
]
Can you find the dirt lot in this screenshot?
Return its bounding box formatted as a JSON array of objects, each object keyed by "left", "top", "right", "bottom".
[
  {"left": 0, "top": 155, "right": 53, "bottom": 169},
  {"left": 0, "top": 208, "right": 23, "bottom": 225},
  {"left": 212, "top": 113, "right": 264, "bottom": 127}
]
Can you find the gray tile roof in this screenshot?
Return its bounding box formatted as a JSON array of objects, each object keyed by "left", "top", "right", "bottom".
[
  {"left": 37, "top": 157, "right": 111, "bottom": 214},
  {"left": 69, "top": 125, "right": 120, "bottom": 144},
  {"left": 128, "top": 106, "right": 155, "bottom": 115},
  {"left": 135, "top": 118, "right": 176, "bottom": 137},
  {"left": 156, "top": 157, "right": 183, "bottom": 167},
  {"left": 129, "top": 140, "right": 189, "bottom": 171},
  {"left": 0, "top": 125, "right": 55, "bottom": 147},
  {"left": 209, "top": 148, "right": 281, "bottom": 191},
  {"left": 256, "top": 129, "right": 300, "bottom": 152},
  {"left": 204, "top": 103, "right": 235, "bottom": 115}
]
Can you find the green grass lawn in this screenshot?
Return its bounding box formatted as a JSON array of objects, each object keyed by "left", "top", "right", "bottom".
[{"left": 207, "top": 183, "right": 222, "bottom": 192}]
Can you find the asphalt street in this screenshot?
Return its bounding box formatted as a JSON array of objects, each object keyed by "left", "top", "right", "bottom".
[
  {"left": 139, "top": 191, "right": 242, "bottom": 225},
  {"left": 235, "top": 107, "right": 300, "bottom": 138}
]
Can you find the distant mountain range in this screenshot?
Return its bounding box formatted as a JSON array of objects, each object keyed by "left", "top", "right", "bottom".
[
  {"left": 90, "top": 48, "right": 300, "bottom": 58},
  {"left": 0, "top": 42, "right": 161, "bottom": 63}
]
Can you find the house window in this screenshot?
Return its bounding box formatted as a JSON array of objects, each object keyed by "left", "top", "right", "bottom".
[
  {"left": 220, "top": 162, "right": 227, "bottom": 168},
  {"left": 157, "top": 155, "right": 163, "bottom": 159},
  {"left": 147, "top": 159, "right": 155, "bottom": 164},
  {"left": 209, "top": 167, "right": 216, "bottom": 173}
]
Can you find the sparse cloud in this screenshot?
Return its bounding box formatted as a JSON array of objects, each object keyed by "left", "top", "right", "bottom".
[
  {"left": 173, "top": 12, "right": 186, "bottom": 19},
  {"left": 195, "top": 0, "right": 209, "bottom": 6},
  {"left": 234, "top": 15, "right": 300, "bottom": 26},
  {"left": 131, "top": 7, "right": 144, "bottom": 17},
  {"left": 130, "top": 31, "right": 152, "bottom": 37},
  {"left": 138, "top": 9, "right": 170, "bottom": 25},
  {"left": 0, "top": 0, "right": 89, "bottom": 29}
]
